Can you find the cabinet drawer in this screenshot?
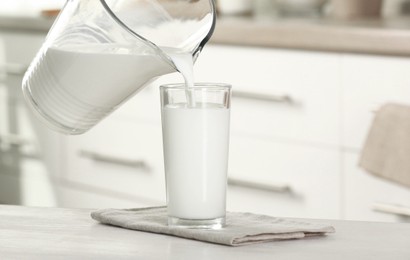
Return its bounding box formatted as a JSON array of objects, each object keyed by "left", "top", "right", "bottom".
[
  {"left": 195, "top": 45, "right": 340, "bottom": 146},
  {"left": 65, "top": 119, "right": 166, "bottom": 203},
  {"left": 228, "top": 134, "right": 341, "bottom": 219},
  {"left": 343, "top": 152, "right": 410, "bottom": 223},
  {"left": 342, "top": 54, "right": 410, "bottom": 150}
]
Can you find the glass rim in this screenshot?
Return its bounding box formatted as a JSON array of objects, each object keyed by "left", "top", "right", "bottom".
[{"left": 160, "top": 83, "right": 231, "bottom": 90}]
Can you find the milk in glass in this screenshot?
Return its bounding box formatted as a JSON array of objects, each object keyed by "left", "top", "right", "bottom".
[{"left": 162, "top": 103, "right": 230, "bottom": 220}]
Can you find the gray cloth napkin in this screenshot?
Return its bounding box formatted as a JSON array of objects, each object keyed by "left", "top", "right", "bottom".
[
  {"left": 91, "top": 206, "right": 335, "bottom": 246},
  {"left": 360, "top": 103, "right": 410, "bottom": 188}
]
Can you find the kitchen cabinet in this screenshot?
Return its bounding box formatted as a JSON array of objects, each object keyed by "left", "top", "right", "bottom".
[
  {"left": 227, "top": 134, "right": 340, "bottom": 219},
  {"left": 1, "top": 27, "right": 410, "bottom": 222},
  {"left": 195, "top": 45, "right": 341, "bottom": 147},
  {"left": 60, "top": 73, "right": 180, "bottom": 208},
  {"left": 194, "top": 45, "right": 341, "bottom": 219},
  {"left": 64, "top": 115, "right": 166, "bottom": 206},
  {"left": 0, "top": 30, "right": 61, "bottom": 206},
  {"left": 0, "top": 28, "right": 165, "bottom": 208},
  {"left": 71, "top": 45, "right": 342, "bottom": 219}
]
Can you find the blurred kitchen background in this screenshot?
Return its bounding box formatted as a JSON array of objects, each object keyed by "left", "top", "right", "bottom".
[{"left": 1, "top": 0, "right": 410, "bottom": 223}]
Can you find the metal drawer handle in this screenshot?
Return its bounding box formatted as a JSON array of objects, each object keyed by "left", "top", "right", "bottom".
[
  {"left": 228, "top": 177, "right": 293, "bottom": 194},
  {"left": 372, "top": 202, "right": 410, "bottom": 217},
  {"left": 79, "top": 150, "right": 151, "bottom": 172},
  {"left": 0, "top": 63, "right": 28, "bottom": 76},
  {"left": 232, "top": 90, "right": 294, "bottom": 104},
  {"left": 0, "top": 134, "right": 33, "bottom": 147}
]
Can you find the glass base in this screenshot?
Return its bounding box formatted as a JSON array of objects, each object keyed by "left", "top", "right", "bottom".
[{"left": 168, "top": 216, "right": 225, "bottom": 229}]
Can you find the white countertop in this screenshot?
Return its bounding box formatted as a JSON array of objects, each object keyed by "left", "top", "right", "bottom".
[
  {"left": 0, "top": 205, "right": 409, "bottom": 259},
  {"left": 213, "top": 16, "right": 410, "bottom": 56},
  {"left": 3, "top": 13, "right": 410, "bottom": 56},
  {"left": 0, "top": 15, "right": 54, "bottom": 32}
]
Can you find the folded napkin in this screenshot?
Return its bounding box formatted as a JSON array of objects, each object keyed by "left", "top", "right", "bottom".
[
  {"left": 91, "top": 206, "right": 335, "bottom": 246},
  {"left": 359, "top": 103, "right": 410, "bottom": 188}
]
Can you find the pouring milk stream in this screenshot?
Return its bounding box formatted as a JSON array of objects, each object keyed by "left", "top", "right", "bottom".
[{"left": 22, "top": 0, "right": 216, "bottom": 134}]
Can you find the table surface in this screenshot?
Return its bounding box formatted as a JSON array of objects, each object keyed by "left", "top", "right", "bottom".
[{"left": 0, "top": 205, "right": 409, "bottom": 259}]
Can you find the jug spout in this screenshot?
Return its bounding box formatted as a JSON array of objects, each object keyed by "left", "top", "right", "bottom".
[
  {"left": 103, "top": 0, "right": 216, "bottom": 53},
  {"left": 102, "top": 0, "right": 216, "bottom": 66},
  {"left": 22, "top": 0, "right": 216, "bottom": 135}
]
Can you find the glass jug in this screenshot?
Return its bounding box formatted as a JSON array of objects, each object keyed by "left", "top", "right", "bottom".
[{"left": 22, "top": 0, "right": 216, "bottom": 135}]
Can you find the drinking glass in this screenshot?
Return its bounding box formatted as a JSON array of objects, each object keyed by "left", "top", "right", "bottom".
[{"left": 160, "top": 83, "right": 231, "bottom": 229}]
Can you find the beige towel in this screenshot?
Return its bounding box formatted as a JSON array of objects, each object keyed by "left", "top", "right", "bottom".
[
  {"left": 91, "top": 206, "right": 335, "bottom": 246},
  {"left": 359, "top": 103, "right": 410, "bottom": 188}
]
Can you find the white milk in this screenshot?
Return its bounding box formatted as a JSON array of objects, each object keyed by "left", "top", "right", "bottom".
[
  {"left": 168, "top": 51, "right": 194, "bottom": 88},
  {"left": 166, "top": 50, "right": 197, "bottom": 108},
  {"left": 162, "top": 104, "right": 230, "bottom": 220},
  {"left": 23, "top": 44, "right": 174, "bottom": 133}
]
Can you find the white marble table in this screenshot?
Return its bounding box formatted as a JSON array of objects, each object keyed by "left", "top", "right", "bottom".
[{"left": 0, "top": 205, "right": 409, "bottom": 259}]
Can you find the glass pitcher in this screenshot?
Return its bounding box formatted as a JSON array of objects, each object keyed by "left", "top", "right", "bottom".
[{"left": 22, "top": 0, "right": 216, "bottom": 135}]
